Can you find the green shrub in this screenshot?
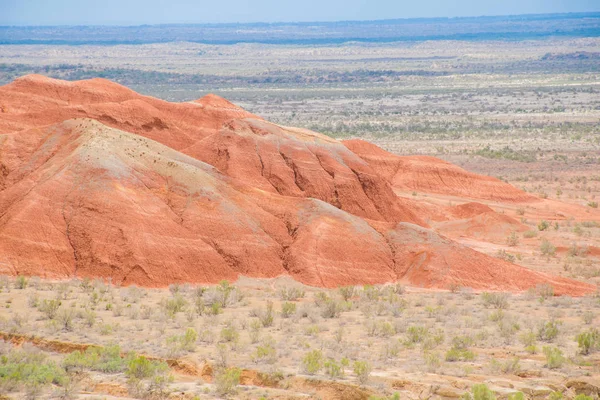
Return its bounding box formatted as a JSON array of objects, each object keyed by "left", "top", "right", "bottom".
[
  {"left": 575, "top": 329, "right": 600, "bottom": 355},
  {"left": 39, "top": 299, "right": 61, "bottom": 320},
  {"left": 219, "top": 326, "right": 239, "bottom": 344},
  {"left": 258, "top": 301, "right": 274, "bottom": 327},
  {"left": 339, "top": 286, "right": 356, "bottom": 301},
  {"left": 281, "top": 302, "right": 296, "bottom": 318},
  {"left": 538, "top": 220, "right": 550, "bottom": 231},
  {"left": 422, "top": 329, "right": 445, "bottom": 351},
  {"left": 424, "top": 351, "right": 442, "bottom": 372},
  {"left": 0, "top": 346, "right": 68, "bottom": 395},
  {"left": 252, "top": 339, "right": 277, "bottom": 364},
  {"left": 278, "top": 287, "right": 305, "bottom": 301},
  {"left": 445, "top": 347, "right": 476, "bottom": 362},
  {"left": 127, "top": 355, "right": 158, "bottom": 380},
  {"left": 481, "top": 292, "right": 509, "bottom": 309},
  {"left": 507, "top": 392, "right": 525, "bottom": 400},
  {"left": 63, "top": 344, "right": 126, "bottom": 373},
  {"left": 209, "top": 301, "right": 222, "bottom": 316},
  {"left": 489, "top": 357, "right": 521, "bottom": 374},
  {"left": 369, "top": 394, "right": 400, "bottom": 400},
  {"left": 15, "top": 275, "right": 28, "bottom": 289},
  {"left": 542, "top": 346, "right": 565, "bottom": 369},
  {"left": 217, "top": 280, "right": 234, "bottom": 307},
  {"left": 405, "top": 325, "right": 429, "bottom": 344},
  {"left": 505, "top": 231, "right": 519, "bottom": 247},
  {"left": 523, "top": 230, "right": 537, "bottom": 238},
  {"left": 301, "top": 350, "right": 323, "bottom": 375},
  {"left": 324, "top": 358, "right": 343, "bottom": 379},
  {"left": 125, "top": 354, "right": 172, "bottom": 399},
  {"left": 535, "top": 283, "right": 554, "bottom": 299},
  {"left": 353, "top": 360, "right": 371, "bottom": 385},
  {"left": 214, "top": 367, "right": 241, "bottom": 397},
  {"left": 321, "top": 298, "right": 342, "bottom": 319},
  {"left": 162, "top": 294, "right": 187, "bottom": 318},
  {"left": 57, "top": 308, "right": 75, "bottom": 331},
  {"left": 462, "top": 383, "right": 496, "bottom": 400},
  {"left": 573, "top": 395, "right": 593, "bottom": 400},
  {"left": 548, "top": 392, "right": 563, "bottom": 400},
  {"left": 540, "top": 239, "right": 556, "bottom": 257},
  {"left": 167, "top": 328, "right": 199, "bottom": 356},
  {"left": 538, "top": 320, "right": 561, "bottom": 342}
]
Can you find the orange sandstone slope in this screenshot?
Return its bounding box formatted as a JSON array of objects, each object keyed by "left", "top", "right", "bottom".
[
  {"left": 0, "top": 75, "right": 594, "bottom": 294},
  {"left": 343, "top": 139, "right": 537, "bottom": 203}
]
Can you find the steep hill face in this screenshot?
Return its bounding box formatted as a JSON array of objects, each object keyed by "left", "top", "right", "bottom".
[
  {"left": 343, "top": 139, "right": 537, "bottom": 203},
  {"left": 0, "top": 75, "right": 594, "bottom": 295}
]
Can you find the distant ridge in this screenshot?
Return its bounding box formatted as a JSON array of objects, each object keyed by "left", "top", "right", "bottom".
[{"left": 1, "top": 12, "right": 599, "bottom": 45}]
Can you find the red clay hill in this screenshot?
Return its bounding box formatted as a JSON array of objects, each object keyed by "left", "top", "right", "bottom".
[{"left": 0, "top": 75, "right": 595, "bottom": 295}]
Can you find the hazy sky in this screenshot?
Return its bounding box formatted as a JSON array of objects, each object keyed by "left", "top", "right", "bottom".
[{"left": 1, "top": 0, "right": 599, "bottom": 25}]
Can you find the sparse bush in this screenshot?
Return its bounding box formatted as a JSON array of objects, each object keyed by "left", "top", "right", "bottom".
[
  {"left": 424, "top": 351, "right": 442, "bottom": 372},
  {"left": 353, "top": 360, "right": 371, "bottom": 385},
  {"left": 540, "top": 239, "right": 556, "bottom": 257},
  {"left": 321, "top": 298, "right": 342, "bottom": 319},
  {"left": 162, "top": 293, "right": 187, "bottom": 318},
  {"left": 538, "top": 220, "right": 550, "bottom": 231},
  {"left": 281, "top": 302, "right": 296, "bottom": 318},
  {"left": 535, "top": 283, "right": 554, "bottom": 299},
  {"left": 63, "top": 344, "right": 126, "bottom": 373},
  {"left": 446, "top": 335, "right": 476, "bottom": 362},
  {"left": 126, "top": 355, "right": 172, "bottom": 399},
  {"left": 249, "top": 319, "right": 261, "bottom": 344},
  {"left": 361, "top": 285, "right": 380, "bottom": 301},
  {"left": 0, "top": 345, "right": 68, "bottom": 396},
  {"left": 27, "top": 293, "right": 39, "bottom": 308},
  {"left": 252, "top": 338, "right": 277, "bottom": 364},
  {"left": 481, "top": 292, "right": 509, "bottom": 309},
  {"left": 82, "top": 309, "right": 96, "bottom": 327},
  {"left": 462, "top": 384, "right": 496, "bottom": 400},
  {"left": 538, "top": 319, "right": 561, "bottom": 342},
  {"left": 496, "top": 250, "right": 515, "bottom": 262},
  {"left": 214, "top": 367, "right": 241, "bottom": 397},
  {"left": 542, "top": 346, "right": 565, "bottom": 369},
  {"left": 405, "top": 325, "right": 429, "bottom": 345},
  {"left": 301, "top": 350, "right": 323, "bottom": 375},
  {"left": 508, "top": 392, "right": 525, "bottom": 400},
  {"left": 278, "top": 286, "right": 305, "bottom": 301},
  {"left": 324, "top": 358, "right": 343, "bottom": 379},
  {"left": 57, "top": 308, "right": 75, "bottom": 331},
  {"left": 523, "top": 230, "right": 537, "bottom": 238},
  {"left": 126, "top": 355, "right": 166, "bottom": 380},
  {"left": 219, "top": 326, "right": 239, "bottom": 344},
  {"left": 582, "top": 311, "right": 594, "bottom": 325},
  {"left": 39, "top": 299, "right": 61, "bottom": 320},
  {"left": 506, "top": 231, "right": 519, "bottom": 247},
  {"left": 489, "top": 357, "right": 520, "bottom": 374},
  {"left": 575, "top": 328, "right": 600, "bottom": 355},
  {"left": 216, "top": 280, "right": 234, "bottom": 307},
  {"left": 15, "top": 275, "right": 28, "bottom": 289},
  {"left": 167, "top": 328, "right": 198, "bottom": 355},
  {"left": 519, "top": 331, "right": 537, "bottom": 350},
  {"left": 339, "top": 286, "right": 356, "bottom": 301},
  {"left": 258, "top": 300, "right": 274, "bottom": 327},
  {"left": 370, "top": 394, "right": 400, "bottom": 400}
]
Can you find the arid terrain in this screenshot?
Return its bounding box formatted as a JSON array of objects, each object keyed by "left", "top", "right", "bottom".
[{"left": 1, "top": 12, "right": 600, "bottom": 400}]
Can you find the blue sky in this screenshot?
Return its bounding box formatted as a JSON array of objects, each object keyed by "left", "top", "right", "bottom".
[{"left": 1, "top": 0, "right": 599, "bottom": 25}]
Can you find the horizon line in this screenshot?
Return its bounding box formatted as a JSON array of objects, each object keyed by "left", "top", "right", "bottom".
[{"left": 1, "top": 10, "right": 599, "bottom": 29}]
